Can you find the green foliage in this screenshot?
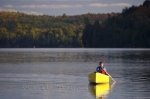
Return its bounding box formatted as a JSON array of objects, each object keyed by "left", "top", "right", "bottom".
[
  {"left": 1, "top": 1, "right": 149, "bottom": 48},
  {"left": 0, "top": 11, "right": 112, "bottom": 47},
  {"left": 82, "top": 0, "right": 150, "bottom": 48}
]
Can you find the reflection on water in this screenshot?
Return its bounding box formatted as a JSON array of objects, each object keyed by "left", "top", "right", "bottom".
[
  {"left": 89, "top": 83, "right": 110, "bottom": 99},
  {"left": 0, "top": 48, "right": 150, "bottom": 99},
  {"left": 89, "top": 82, "right": 116, "bottom": 99}
]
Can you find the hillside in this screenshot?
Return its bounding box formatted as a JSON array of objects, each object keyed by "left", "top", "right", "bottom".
[
  {"left": 82, "top": 0, "right": 150, "bottom": 48},
  {"left": 0, "top": 12, "right": 116, "bottom": 48},
  {"left": 0, "top": 0, "right": 150, "bottom": 48}
]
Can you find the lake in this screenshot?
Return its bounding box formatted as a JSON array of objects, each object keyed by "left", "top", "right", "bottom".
[{"left": 0, "top": 48, "right": 150, "bottom": 99}]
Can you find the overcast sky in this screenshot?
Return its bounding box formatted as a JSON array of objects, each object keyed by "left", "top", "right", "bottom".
[{"left": 0, "top": 0, "right": 145, "bottom": 15}]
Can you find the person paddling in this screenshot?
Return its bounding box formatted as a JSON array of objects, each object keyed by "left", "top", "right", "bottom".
[
  {"left": 96, "top": 61, "right": 116, "bottom": 82},
  {"left": 96, "top": 62, "right": 107, "bottom": 75}
]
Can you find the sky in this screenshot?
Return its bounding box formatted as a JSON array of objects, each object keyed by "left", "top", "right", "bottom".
[{"left": 0, "top": 0, "right": 145, "bottom": 16}]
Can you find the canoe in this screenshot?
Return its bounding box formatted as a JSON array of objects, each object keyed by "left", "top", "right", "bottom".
[
  {"left": 88, "top": 72, "right": 109, "bottom": 84},
  {"left": 88, "top": 83, "right": 110, "bottom": 98}
]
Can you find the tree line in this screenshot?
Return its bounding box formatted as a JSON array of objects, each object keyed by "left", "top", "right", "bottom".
[
  {"left": 82, "top": 0, "right": 150, "bottom": 48},
  {"left": 0, "top": 11, "right": 114, "bottom": 48},
  {"left": 0, "top": 0, "right": 150, "bottom": 48}
]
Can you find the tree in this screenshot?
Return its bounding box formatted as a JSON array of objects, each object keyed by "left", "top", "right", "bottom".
[{"left": 143, "top": 0, "right": 150, "bottom": 7}]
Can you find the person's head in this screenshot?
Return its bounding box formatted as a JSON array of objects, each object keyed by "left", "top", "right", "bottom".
[{"left": 99, "top": 61, "right": 103, "bottom": 67}]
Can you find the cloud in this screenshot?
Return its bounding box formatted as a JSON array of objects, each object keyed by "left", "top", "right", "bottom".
[
  {"left": 21, "top": 11, "right": 43, "bottom": 15},
  {"left": 2, "top": 3, "right": 83, "bottom": 10},
  {"left": 17, "top": 2, "right": 131, "bottom": 10},
  {"left": 0, "top": 7, "right": 17, "bottom": 12},
  {"left": 21, "top": 4, "right": 82, "bottom": 9},
  {"left": 3, "top": 5, "right": 14, "bottom": 8},
  {"left": 0, "top": 1, "right": 132, "bottom": 15},
  {"left": 90, "top": 3, "right": 131, "bottom": 7}
]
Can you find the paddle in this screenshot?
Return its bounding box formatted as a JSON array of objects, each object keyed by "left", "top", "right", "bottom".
[{"left": 106, "top": 72, "right": 116, "bottom": 83}]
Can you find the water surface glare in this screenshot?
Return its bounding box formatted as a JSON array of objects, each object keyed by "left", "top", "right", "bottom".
[{"left": 0, "top": 48, "right": 150, "bottom": 99}]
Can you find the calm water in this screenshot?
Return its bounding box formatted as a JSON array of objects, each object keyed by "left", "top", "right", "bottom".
[{"left": 0, "top": 48, "right": 150, "bottom": 99}]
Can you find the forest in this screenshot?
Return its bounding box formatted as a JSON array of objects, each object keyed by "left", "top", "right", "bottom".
[
  {"left": 83, "top": 0, "right": 150, "bottom": 48},
  {"left": 0, "top": 0, "right": 150, "bottom": 48},
  {"left": 0, "top": 11, "right": 114, "bottom": 47}
]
